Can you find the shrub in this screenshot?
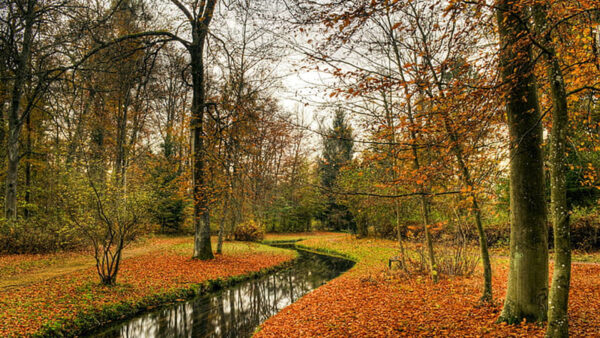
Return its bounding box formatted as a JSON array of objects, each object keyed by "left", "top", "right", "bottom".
[
  {"left": 233, "top": 220, "right": 265, "bottom": 242},
  {"left": 0, "top": 216, "right": 85, "bottom": 254},
  {"left": 398, "top": 240, "right": 479, "bottom": 278},
  {"left": 435, "top": 244, "right": 480, "bottom": 277},
  {"left": 548, "top": 214, "right": 600, "bottom": 250}
]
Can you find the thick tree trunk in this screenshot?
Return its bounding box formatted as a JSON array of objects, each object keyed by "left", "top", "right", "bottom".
[
  {"left": 496, "top": 0, "right": 549, "bottom": 323},
  {"left": 533, "top": 5, "right": 571, "bottom": 337},
  {"left": 190, "top": 43, "right": 213, "bottom": 260}
]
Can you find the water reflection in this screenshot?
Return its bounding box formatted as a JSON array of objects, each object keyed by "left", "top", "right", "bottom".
[{"left": 90, "top": 248, "right": 354, "bottom": 338}]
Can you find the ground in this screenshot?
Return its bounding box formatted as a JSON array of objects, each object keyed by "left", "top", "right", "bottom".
[
  {"left": 0, "top": 236, "right": 295, "bottom": 336},
  {"left": 257, "top": 233, "right": 600, "bottom": 337},
  {"left": 3, "top": 233, "right": 599, "bottom": 337}
]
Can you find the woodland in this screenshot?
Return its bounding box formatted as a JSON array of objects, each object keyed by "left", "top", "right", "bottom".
[{"left": 1, "top": 0, "right": 600, "bottom": 337}]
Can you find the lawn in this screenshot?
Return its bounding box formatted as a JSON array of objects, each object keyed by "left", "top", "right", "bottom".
[
  {"left": 257, "top": 233, "right": 600, "bottom": 337},
  {"left": 0, "top": 236, "right": 296, "bottom": 337}
]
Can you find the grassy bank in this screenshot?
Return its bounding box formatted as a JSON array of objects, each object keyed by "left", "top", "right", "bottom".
[
  {"left": 0, "top": 237, "right": 296, "bottom": 337},
  {"left": 256, "top": 233, "right": 600, "bottom": 337}
]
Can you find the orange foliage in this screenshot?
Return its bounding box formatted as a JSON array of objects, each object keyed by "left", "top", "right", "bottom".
[
  {"left": 0, "top": 240, "right": 294, "bottom": 336},
  {"left": 257, "top": 236, "right": 600, "bottom": 337}
]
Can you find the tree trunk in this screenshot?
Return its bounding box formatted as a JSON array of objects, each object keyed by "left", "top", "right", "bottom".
[
  {"left": 217, "top": 195, "right": 227, "bottom": 255},
  {"left": 533, "top": 5, "right": 571, "bottom": 337},
  {"left": 496, "top": 0, "right": 549, "bottom": 323},
  {"left": 388, "top": 30, "right": 436, "bottom": 280},
  {"left": 4, "top": 1, "right": 35, "bottom": 220},
  {"left": 471, "top": 196, "right": 493, "bottom": 302},
  {"left": 190, "top": 40, "right": 213, "bottom": 260},
  {"left": 394, "top": 199, "right": 408, "bottom": 271},
  {"left": 24, "top": 113, "right": 32, "bottom": 219},
  {"left": 420, "top": 195, "right": 437, "bottom": 282},
  {"left": 0, "top": 103, "right": 5, "bottom": 159},
  {"left": 436, "top": 95, "right": 493, "bottom": 302},
  {"left": 5, "top": 125, "right": 19, "bottom": 219},
  {"left": 545, "top": 52, "right": 571, "bottom": 338},
  {"left": 407, "top": 94, "right": 437, "bottom": 283}
]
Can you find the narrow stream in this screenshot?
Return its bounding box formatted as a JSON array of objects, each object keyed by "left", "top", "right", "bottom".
[{"left": 88, "top": 246, "right": 354, "bottom": 338}]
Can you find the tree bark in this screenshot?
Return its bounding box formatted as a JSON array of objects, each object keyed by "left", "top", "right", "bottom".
[
  {"left": 24, "top": 113, "right": 32, "bottom": 219},
  {"left": 216, "top": 194, "right": 228, "bottom": 254},
  {"left": 190, "top": 46, "right": 213, "bottom": 260},
  {"left": 4, "top": 0, "right": 35, "bottom": 220},
  {"left": 189, "top": 0, "right": 218, "bottom": 259},
  {"left": 496, "top": 0, "right": 549, "bottom": 323},
  {"left": 0, "top": 103, "right": 5, "bottom": 159},
  {"left": 533, "top": 5, "right": 571, "bottom": 337}
]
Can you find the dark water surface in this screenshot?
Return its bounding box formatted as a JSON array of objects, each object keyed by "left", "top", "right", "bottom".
[{"left": 88, "top": 246, "right": 354, "bottom": 338}]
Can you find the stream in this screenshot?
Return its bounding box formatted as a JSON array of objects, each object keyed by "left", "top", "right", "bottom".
[{"left": 88, "top": 245, "right": 354, "bottom": 338}]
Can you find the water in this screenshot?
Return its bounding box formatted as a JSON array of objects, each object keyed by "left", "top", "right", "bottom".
[{"left": 89, "top": 247, "right": 354, "bottom": 338}]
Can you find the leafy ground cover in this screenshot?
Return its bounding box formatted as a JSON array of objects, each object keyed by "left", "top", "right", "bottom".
[
  {"left": 260, "top": 232, "right": 337, "bottom": 244},
  {"left": 0, "top": 237, "right": 296, "bottom": 337},
  {"left": 257, "top": 233, "right": 600, "bottom": 337},
  {"left": 0, "top": 236, "right": 192, "bottom": 289}
]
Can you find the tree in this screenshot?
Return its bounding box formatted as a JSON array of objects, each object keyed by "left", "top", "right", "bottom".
[
  {"left": 318, "top": 109, "right": 355, "bottom": 231},
  {"left": 1, "top": 0, "right": 57, "bottom": 219},
  {"left": 158, "top": 0, "right": 218, "bottom": 259},
  {"left": 62, "top": 171, "right": 149, "bottom": 285},
  {"left": 496, "top": 0, "right": 548, "bottom": 323}
]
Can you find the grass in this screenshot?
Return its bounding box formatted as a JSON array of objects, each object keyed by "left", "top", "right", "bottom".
[
  {"left": 0, "top": 236, "right": 296, "bottom": 337},
  {"left": 257, "top": 233, "right": 600, "bottom": 337},
  {"left": 262, "top": 231, "right": 338, "bottom": 244},
  {"left": 0, "top": 236, "right": 190, "bottom": 289}
]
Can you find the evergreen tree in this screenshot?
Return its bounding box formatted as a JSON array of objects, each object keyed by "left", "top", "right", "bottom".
[{"left": 318, "top": 109, "right": 355, "bottom": 231}]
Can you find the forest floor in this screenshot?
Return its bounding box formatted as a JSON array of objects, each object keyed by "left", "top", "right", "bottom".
[
  {"left": 257, "top": 233, "right": 600, "bottom": 337},
  {"left": 0, "top": 236, "right": 296, "bottom": 336}
]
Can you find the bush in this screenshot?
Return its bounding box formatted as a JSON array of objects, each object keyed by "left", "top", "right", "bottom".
[
  {"left": 233, "top": 220, "right": 265, "bottom": 242},
  {"left": 548, "top": 214, "right": 600, "bottom": 250},
  {"left": 435, "top": 244, "right": 480, "bottom": 277},
  {"left": 0, "top": 216, "right": 85, "bottom": 254}
]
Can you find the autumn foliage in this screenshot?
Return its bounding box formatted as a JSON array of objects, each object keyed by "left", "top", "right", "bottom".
[
  {"left": 0, "top": 237, "right": 295, "bottom": 336},
  {"left": 257, "top": 234, "right": 600, "bottom": 337}
]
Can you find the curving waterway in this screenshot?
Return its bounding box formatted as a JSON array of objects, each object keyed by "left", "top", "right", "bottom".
[{"left": 88, "top": 245, "right": 354, "bottom": 338}]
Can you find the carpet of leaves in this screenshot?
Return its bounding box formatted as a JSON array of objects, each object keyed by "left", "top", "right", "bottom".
[
  {"left": 0, "top": 240, "right": 295, "bottom": 336},
  {"left": 257, "top": 234, "right": 600, "bottom": 337},
  {"left": 0, "top": 237, "right": 190, "bottom": 279}
]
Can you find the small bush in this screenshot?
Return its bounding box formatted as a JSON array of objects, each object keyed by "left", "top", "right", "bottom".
[
  {"left": 233, "top": 220, "right": 265, "bottom": 242},
  {"left": 435, "top": 244, "right": 480, "bottom": 277},
  {"left": 547, "top": 214, "right": 600, "bottom": 250},
  {"left": 570, "top": 215, "right": 600, "bottom": 250},
  {"left": 484, "top": 223, "right": 510, "bottom": 247},
  {"left": 397, "top": 238, "right": 479, "bottom": 278}
]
